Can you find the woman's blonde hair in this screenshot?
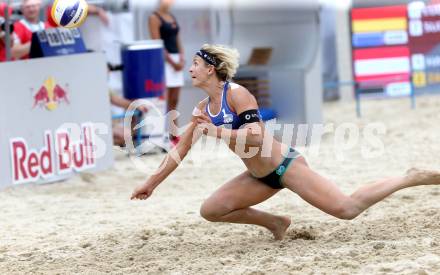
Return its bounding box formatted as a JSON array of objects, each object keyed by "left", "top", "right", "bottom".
[{"left": 200, "top": 44, "right": 240, "bottom": 81}]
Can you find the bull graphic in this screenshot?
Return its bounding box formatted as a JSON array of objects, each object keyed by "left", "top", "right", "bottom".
[{"left": 33, "top": 77, "right": 69, "bottom": 111}]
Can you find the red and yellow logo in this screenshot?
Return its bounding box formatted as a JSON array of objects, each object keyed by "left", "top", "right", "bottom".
[{"left": 33, "top": 77, "right": 69, "bottom": 111}]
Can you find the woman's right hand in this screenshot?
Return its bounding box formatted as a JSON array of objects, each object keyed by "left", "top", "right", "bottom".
[{"left": 131, "top": 182, "right": 155, "bottom": 200}]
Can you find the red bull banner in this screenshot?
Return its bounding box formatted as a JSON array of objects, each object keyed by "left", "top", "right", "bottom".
[
  {"left": 0, "top": 53, "right": 113, "bottom": 189},
  {"left": 351, "top": 1, "right": 440, "bottom": 95},
  {"left": 10, "top": 125, "right": 95, "bottom": 184}
]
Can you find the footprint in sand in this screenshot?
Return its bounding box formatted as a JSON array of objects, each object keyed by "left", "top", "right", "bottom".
[
  {"left": 286, "top": 228, "right": 316, "bottom": 240},
  {"left": 79, "top": 173, "right": 96, "bottom": 183}
]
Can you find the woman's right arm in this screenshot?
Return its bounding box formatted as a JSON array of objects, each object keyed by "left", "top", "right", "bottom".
[{"left": 131, "top": 102, "right": 207, "bottom": 200}]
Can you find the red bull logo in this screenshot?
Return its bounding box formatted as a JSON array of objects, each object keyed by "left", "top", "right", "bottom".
[
  {"left": 33, "top": 77, "right": 69, "bottom": 111},
  {"left": 145, "top": 79, "right": 165, "bottom": 95}
]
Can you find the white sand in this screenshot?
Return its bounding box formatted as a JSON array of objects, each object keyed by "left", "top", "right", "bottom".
[{"left": 1, "top": 96, "right": 440, "bottom": 274}]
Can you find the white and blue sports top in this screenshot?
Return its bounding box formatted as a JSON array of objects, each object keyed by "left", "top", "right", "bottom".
[{"left": 205, "top": 82, "right": 241, "bottom": 129}]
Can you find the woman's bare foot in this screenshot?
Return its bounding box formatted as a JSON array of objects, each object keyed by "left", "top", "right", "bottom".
[
  {"left": 405, "top": 168, "right": 440, "bottom": 187},
  {"left": 268, "top": 216, "right": 291, "bottom": 240}
]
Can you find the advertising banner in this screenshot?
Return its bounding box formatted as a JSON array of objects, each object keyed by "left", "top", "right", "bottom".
[
  {"left": 0, "top": 53, "right": 114, "bottom": 189},
  {"left": 351, "top": 2, "right": 440, "bottom": 96}
]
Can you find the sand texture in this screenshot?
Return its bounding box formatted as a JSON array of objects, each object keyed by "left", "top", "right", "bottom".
[{"left": 1, "top": 96, "right": 440, "bottom": 274}]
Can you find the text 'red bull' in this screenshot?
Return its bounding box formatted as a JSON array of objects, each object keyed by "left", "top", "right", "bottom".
[
  {"left": 10, "top": 124, "right": 96, "bottom": 184},
  {"left": 144, "top": 79, "right": 165, "bottom": 96}
]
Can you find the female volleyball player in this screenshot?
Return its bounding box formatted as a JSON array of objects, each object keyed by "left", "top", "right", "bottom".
[{"left": 131, "top": 44, "right": 440, "bottom": 240}]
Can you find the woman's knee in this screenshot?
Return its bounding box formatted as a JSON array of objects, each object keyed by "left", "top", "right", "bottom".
[
  {"left": 332, "top": 199, "right": 361, "bottom": 220},
  {"left": 199, "top": 200, "right": 231, "bottom": 222}
]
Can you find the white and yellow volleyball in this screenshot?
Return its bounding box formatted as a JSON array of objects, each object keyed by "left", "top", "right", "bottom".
[{"left": 51, "top": 0, "right": 89, "bottom": 28}]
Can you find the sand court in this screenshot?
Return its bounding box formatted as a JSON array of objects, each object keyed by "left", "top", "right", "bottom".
[{"left": 1, "top": 95, "right": 440, "bottom": 274}]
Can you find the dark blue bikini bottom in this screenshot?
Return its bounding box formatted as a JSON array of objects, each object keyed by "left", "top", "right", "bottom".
[{"left": 257, "top": 148, "right": 300, "bottom": 189}]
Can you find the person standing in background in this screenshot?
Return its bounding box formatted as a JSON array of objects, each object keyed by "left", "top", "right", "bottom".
[
  {"left": 149, "top": 0, "right": 185, "bottom": 146},
  {"left": 0, "top": 2, "right": 13, "bottom": 62},
  {"left": 11, "top": 0, "right": 48, "bottom": 60}
]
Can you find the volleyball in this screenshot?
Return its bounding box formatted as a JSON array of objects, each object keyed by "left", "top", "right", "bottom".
[{"left": 51, "top": 0, "right": 89, "bottom": 28}]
